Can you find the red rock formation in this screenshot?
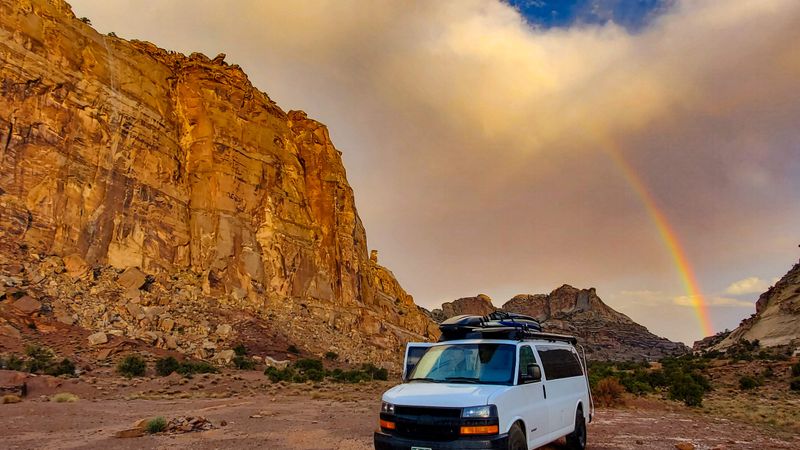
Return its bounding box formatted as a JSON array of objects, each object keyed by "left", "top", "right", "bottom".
[{"left": 0, "top": 0, "right": 437, "bottom": 364}]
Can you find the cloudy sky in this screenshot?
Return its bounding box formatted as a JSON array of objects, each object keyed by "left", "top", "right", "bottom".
[{"left": 68, "top": 0, "right": 800, "bottom": 344}]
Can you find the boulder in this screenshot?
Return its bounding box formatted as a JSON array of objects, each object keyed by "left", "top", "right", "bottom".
[
  {"left": 62, "top": 254, "right": 89, "bottom": 278},
  {"left": 215, "top": 323, "right": 232, "bottom": 338},
  {"left": 0, "top": 324, "right": 21, "bottom": 340},
  {"left": 264, "top": 356, "right": 290, "bottom": 369},
  {"left": 11, "top": 296, "right": 41, "bottom": 315},
  {"left": 214, "top": 349, "right": 235, "bottom": 364},
  {"left": 117, "top": 268, "right": 147, "bottom": 291},
  {"left": 88, "top": 332, "right": 108, "bottom": 346}
]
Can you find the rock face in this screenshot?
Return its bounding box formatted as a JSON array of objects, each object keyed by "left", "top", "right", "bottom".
[
  {"left": 0, "top": 0, "right": 437, "bottom": 365},
  {"left": 432, "top": 285, "right": 689, "bottom": 361},
  {"left": 709, "top": 258, "right": 800, "bottom": 350}
]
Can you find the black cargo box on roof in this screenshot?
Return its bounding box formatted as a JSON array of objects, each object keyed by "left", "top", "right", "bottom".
[{"left": 438, "top": 311, "right": 577, "bottom": 345}]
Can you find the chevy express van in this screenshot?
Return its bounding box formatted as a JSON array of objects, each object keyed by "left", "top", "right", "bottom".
[{"left": 375, "top": 313, "right": 592, "bottom": 450}]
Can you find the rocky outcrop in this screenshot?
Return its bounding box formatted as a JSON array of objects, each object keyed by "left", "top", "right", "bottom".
[
  {"left": 0, "top": 0, "right": 437, "bottom": 366},
  {"left": 432, "top": 285, "right": 689, "bottom": 361},
  {"left": 709, "top": 258, "right": 800, "bottom": 350},
  {"left": 432, "top": 294, "right": 496, "bottom": 320}
]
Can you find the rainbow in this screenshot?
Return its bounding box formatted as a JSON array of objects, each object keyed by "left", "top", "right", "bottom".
[{"left": 604, "top": 143, "right": 715, "bottom": 337}]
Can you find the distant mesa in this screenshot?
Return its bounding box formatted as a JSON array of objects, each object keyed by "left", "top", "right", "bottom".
[{"left": 430, "top": 285, "right": 689, "bottom": 361}]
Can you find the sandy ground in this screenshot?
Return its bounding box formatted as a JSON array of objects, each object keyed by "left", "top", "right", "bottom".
[{"left": 2, "top": 371, "right": 799, "bottom": 450}]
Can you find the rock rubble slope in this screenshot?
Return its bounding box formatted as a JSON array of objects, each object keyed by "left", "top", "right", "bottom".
[{"left": 0, "top": 0, "right": 437, "bottom": 366}]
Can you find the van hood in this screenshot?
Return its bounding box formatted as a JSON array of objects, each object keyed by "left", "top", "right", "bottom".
[{"left": 382, "top": 382, "right": 509, "bottom": 408}]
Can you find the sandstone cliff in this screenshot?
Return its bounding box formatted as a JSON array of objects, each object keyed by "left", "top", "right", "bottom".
[
  {"left": 708, "top": 258, "right": 800, "bottom": 351},
  {"left": 431, "top": 285, "right": 688, "bottom": 361},
  {"left": 0, "top": 0, "right": 437, "bottom": 365}
]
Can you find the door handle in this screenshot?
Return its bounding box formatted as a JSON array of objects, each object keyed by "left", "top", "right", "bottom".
[{"left": 543, "top": 385, "right": 547, "bottom": 399}]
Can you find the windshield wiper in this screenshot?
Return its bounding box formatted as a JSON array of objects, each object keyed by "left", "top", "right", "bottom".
[
  {"left": 408, "top": 377, "right": 442, "bottom": 383},
  {"left": 444, "top": 376, "right": 481, "bottom": 384}
]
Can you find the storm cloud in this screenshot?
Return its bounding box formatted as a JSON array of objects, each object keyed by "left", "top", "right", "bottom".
[{"left": 69, "top": 0, "right": 800, "bottom": 343}]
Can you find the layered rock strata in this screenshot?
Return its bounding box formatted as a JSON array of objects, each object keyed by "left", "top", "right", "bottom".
[
  {"left": 0, "top": 0, "right": 437, "bottom": 365},
  {"left": 431, "top": 285, "right": 689, "bottom": 361}
]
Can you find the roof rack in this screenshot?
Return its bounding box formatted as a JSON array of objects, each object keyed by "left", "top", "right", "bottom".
[{"left": 438, "top": 312, "right": 578, "bottom": 345}]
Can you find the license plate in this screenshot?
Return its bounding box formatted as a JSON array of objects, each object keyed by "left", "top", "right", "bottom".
[{"left": 411, "top": 447, "right": 432, "bottom": 450}]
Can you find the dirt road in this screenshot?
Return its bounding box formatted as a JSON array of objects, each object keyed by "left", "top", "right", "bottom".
[{"left": 2, "top": 378, "right": 798, "bottom": 450}]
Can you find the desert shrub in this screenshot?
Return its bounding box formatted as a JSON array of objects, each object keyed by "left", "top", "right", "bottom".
[
  {"left": 294, "top": 358, "right": 323, "bottom": 372},
  {"left": 233, "top": 344, "right": 248, "bottom": 357},
  {"left": 762, "top": 366, "right": 775, "bottom": 378},
  {"left": 146, "top": 416, "right": 167, "bottom": 434},
  {"left": 792, "top": 362, "right": 800, "bottom": 378},
  {"left": 176, "top": 360, "right": 218, "bottom": 376},
  {"left": 24, "top": 345, "right": 54, "bottom": 373},
  {"left": 360, "top": 363, "right": 389, "bottom": 381},
  {"left": 324, "top": 351, "right": 339, "bottom": 361},
  {"left": 738, "top": 375, "right": 760, "bottom": 390},
  {"left": 305, "top": 368, "right": 325, "bottom": 382},
  {"left": 51, "top": 392, "right": 79, "bottom": 403},
  {"left": 155, "top": 356, "right": 180, "bottom": 376},
  {"left": 789, "top": 377, "right": 800, "bottom": 392},
  {"left": 594, "top": 377, "right": 625, "bottom": 407},
  {"left": 1, "top": 394, "right": 22, "bottom": 404},
  {"left": 265, "top": 366, "right": 296, "bottom": 383},
  {"left": 287, "top": 345, "right": 300, "bottom": 354},
  {"left": 3, "top": 354, "right": 24, "bottom": 371},
  {"left": 233, "top": 355, "right": 256, "bottom": 370},
  {"left": 668, "top": 373, "right": 705, "bottom": 406},
  {"left": 46, "top": 358, "right": 76, "bottom": 377},
  {"left": 116, "top": 354, "right": 146, "bottom": 378}
]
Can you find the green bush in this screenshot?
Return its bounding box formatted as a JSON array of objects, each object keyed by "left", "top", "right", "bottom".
[
  {"left": 155, "top": 356, "right": 180, "bottom": 376},
  {"left": 790, "top": 377, "right": 800, "bottom": 391},
  {"left": 46, "top": 358, "right": 76, "bottom": 377},
  {"left": 176, "top": 360, "right": 218, "bottom": 376},
  {"left": 287, "top": 345, "right": 300, "bottom": 354},
  {"left": 265, "top": 366, "right": 296, "bottom": 383},
  {"left": 305, "top": 368, "right": 325, "bottom": 382},
  {"left": 233, "top": 344, "right": 248, "bottom": 357},
  {"left": 668, "top": 373, "right": 705, "bottom": 407},
  {"left": 116, "top": 354, "right": 147, "bottom": 378},
  {"left": 294, "top": 358, "right": 323, "bottom": 372},
  {"left": 24, "top": 345, "right": 54, "bottom": 373},
  {"left": 738, "top": 376, "right": 760, "bottom": 390},
  {"left": 146, "top": 416, "right": 167, "bottom": 434},
  {"left": 233, "top": 355, "right": 256, "bottom": 370},
  {"left": 324, "top": 351, "right": 339, "bottom": 361},
  {"left": 3, "top": 354, "right": 24, "bottom": 371}
]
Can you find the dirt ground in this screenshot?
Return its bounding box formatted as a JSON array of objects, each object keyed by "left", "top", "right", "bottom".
[{"left": 2, "top": 370, "right": 799, "bottom": 450}]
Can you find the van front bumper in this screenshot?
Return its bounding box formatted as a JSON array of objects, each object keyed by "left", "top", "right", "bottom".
[{"left": 373, "top": 431, "right": 509, "bottom": 450}]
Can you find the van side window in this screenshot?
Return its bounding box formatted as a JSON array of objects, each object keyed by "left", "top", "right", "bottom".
[
  {"left": 518, "top": 345, "right": 537, "bottom": 383},
  {"left": 536, "top": 346, "right": 583, "bottom": 380}
]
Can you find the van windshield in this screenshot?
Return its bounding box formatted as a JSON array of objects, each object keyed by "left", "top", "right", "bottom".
[{"left": 408, "top": 343, "right": 516, "bottom": 385}]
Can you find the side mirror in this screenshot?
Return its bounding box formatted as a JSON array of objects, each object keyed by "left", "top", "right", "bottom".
[{"left": 522, "top": 364, "right": 542, "bottom": 383}]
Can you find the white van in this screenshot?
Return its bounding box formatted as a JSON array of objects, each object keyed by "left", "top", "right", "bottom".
[{"left": 374, "top": 314, "right": 592, "bottom": 450}]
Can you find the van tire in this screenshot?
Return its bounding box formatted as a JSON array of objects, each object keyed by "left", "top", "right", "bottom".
[
  {"left": 508, "top": 423, "right": 526, "bottom": 450},
  {"left": 566, "top": 409, "right": 587, "bottom": 450}
]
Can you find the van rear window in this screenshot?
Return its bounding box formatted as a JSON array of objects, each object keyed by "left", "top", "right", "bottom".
[{"left": 537, "top": 346, "right": 583, "bottom": 380}]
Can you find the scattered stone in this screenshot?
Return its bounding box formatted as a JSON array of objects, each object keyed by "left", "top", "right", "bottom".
[
  {"left": 55, "top": 312, "right": 75, "bottom": 325},
  {"left": 675, "top": 443, "right": 696, "bottom": 450},
  {"left": 126, "top": 303, "right": 145, "bottom": 321},
  {"left": 114, "top": 428, "right": 145, "bottom": 438},
  {"left": 62, "top": 254, "right": 89, "bottom": 278},
  {"left": 161, "top": 318, "right": 175, "bottom": 332},
  {"left": 215, "top": 349, "right": 235, "bottom": 364},
  {"left": 11, "top": 296, "right": 42, "bottom": 315},
  {"left": 0, "top": 324, "right": 21, "bottom": 340},
  {"left": 264, "top": 356, "right": 290, "bottom": 369},
  {"left": 215, "top": 323, "right": 232, "bottom": 338},
  {"left": 220, "top": 420, "right": 227, "bottom": 427},
  {"left": 636, "top": 440, "right": 644, "bottom": 445},
  {"left": 88, "top": 332, "right": 108, "bottom": 346},
  {"left": 117, "top": 267, "right": 147, "bottom": 291},
  {"left": 202, "top": 340, "right": 217, "bottom": 350}
]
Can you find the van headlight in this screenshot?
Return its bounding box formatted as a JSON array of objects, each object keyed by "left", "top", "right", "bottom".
[
  {"left": 461, "top": 405, "right": 497, "bottom": 418},
  {"left": 381, "top": 401, "right": 395, "bottom": 415}
]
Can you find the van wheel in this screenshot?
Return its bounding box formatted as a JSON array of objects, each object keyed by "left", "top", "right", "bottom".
[
  {"left": 508, "top": 423, "right": 526, "bottom": 450},
  {"left": 566, "top": 409, "right": 586, "bottom": 450}
]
